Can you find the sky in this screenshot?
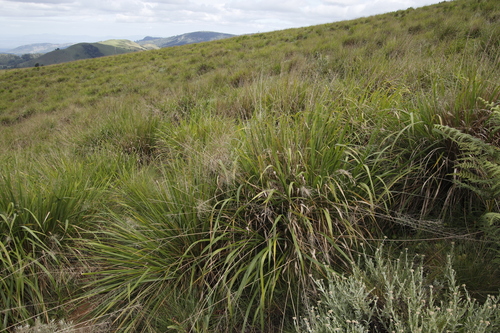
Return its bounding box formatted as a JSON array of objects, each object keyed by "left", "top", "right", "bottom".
[{"left": 1, "top": 0, "right": 445, "bottom": 49}]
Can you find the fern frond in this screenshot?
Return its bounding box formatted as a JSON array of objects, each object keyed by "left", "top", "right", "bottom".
[
  {"left": 434, "top": 122, "right": 500, "bottom": 201},
  {"left": 484, "top": 160, "right": 500, "bottom": 179},
  {"left": 480, "top": 212, "right": 500, "bottom": 227},
  {"left": 489, "top": 110, "right": 500, "bottom": 135}
]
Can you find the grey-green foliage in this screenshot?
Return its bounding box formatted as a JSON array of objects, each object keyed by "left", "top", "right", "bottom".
[
  {"left": 13, "top": 317, "right": 109, "bottom": 333},
  {"left": 296, "top": 244, "right": 500, "bottom": 333}
]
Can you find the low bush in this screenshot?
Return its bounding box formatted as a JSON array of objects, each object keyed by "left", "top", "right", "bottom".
[{"left": 296, "top": 244, "right": 500, "bottom": 332}]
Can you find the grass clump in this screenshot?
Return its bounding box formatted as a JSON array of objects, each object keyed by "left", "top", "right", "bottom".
[
  {"left": 81, "top": 107, "right": 400, "bottom": 332},
  {"left": 0, "top": 153, "right": 116, "bottom": 331}
]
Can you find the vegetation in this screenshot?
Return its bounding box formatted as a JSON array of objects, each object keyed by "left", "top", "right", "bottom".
[
  {"left": 296, "top": 243, "right": 500, "bottom": 332},
  {"left": 97, "top": 39, "right": 148, "bottom": 51},
  {"left": 0, "top": 0, "right": 499, "bottom": 331},
  {"left": 135, "top": 31, "right": 236, "bottom": 48},
  {"left": 13, "top": 42, "right": 146, "bottom": 68},
  {"left": 0, "top": 40, "right": 147, "bottom": 70},
  {"left": 0, "top": 54, "right": 41, "bottom": 69}
]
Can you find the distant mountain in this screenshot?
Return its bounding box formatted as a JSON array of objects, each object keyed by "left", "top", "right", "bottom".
[
  {"left": 97, "top": 39, "right": 152, "bottom": 51},
  {"left": 0, "top": 33, "right": 121, "bottom": 50},
  {"left": 2, "top": 32, "right": 236, "bottom": 68},
  {"left": 140, "top": 36, "right": 162, "bottom": 41},
  {"left": 136, "top": 31, "right": 236, "bottom": 48},
  {"left": 97, "top": 39, "right": 159, "bottom": 52},
  {"left": 7, "top": 43, "right": 75, "bottom": 55},
  {"left": 18, "top": 40, "right": 147, "bottom": 67}
]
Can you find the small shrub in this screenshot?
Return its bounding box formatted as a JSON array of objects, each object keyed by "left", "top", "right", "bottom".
[
  {"left": 296, "top": 244, "right": 500, "bottom": 332},
  {"left": 14, "top": 317, "right": 109, "bottom": 333}
]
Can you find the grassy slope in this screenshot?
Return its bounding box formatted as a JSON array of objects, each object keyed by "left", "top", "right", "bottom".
[
  {"left": 0, "top": 0, "right": 499, "bottom": 331},
  {"left": 0, "top": 0, "right": 496, "bottom": 145},
  {"left": 0, "top": 54, "right": 42, "bottom": 69},
  {"left": 97, "top": 39, "right": 147, "bottom": 51},
  {"left": 136, "top": 31, "right": 236, "bottom": 48},
  {"left": 14, "top": 42, "right": 143, "bottom": 68},
  {"left": 0, "top": 53, "right": 20, "bottom": 64}
]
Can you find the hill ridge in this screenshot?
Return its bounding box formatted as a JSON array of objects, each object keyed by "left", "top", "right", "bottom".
[{"left": 1, "top": 31, "right": 236, "bottom": 68}]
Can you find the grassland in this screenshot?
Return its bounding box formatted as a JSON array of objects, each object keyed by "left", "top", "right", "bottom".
[
  {"left": 2, "top": 41, "right": 146, "bottom": 69},
  {"left": 1, "top": 0, "right": 500, "bottom": 331},
  {"left": 96, "top": 39, "right": 148, "bottom": 51}
]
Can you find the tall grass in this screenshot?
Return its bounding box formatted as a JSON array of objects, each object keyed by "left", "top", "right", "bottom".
[
  {"left": 82, "top": 106, "right": 407, "bottom": 331},
  {"left": 0, "top": 152, "right": 125, "bottom": 330},
  {"left": 0, "top": 0, "right": 499, "bottom": 331}
]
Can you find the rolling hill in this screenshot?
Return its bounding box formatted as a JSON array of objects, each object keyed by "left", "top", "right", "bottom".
[
  {"left": 135, "top": 31, "right": 236, "bottom": 48},
  {"left": 0, "top": 53, "right": 42, "bottom": 69},
  {"left": 7, "top": 42, "right": 75, "bottom": 55},
  {"left": 97, "top": 39, "right": 156, "bottom": 51},
  {"left": 17, "top": 40, "right": 147, "bottom": 67},
  {"left": 1, "top": 32, "right": 236, "bottom": 68}
]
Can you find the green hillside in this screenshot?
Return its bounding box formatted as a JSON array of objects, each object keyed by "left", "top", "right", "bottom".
[
  {"left": 16, "top": 41, "right": 145, "bottom": 67},
  {"left": 0, "top": 53, "right": 41, "bottom": 69},
  {"left": 136, "top": 31, "right": 236, "bottom": 48},
  {"left": 97, "top": 39, "right": 150, "bottom": 51},
  {"left": 1, "top": 0, "right": 500, "bottom": 332}
]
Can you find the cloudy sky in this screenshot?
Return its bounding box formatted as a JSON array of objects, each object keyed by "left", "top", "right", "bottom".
[{"left": 1, "top": 0, "right": 444, "bottom": 48}]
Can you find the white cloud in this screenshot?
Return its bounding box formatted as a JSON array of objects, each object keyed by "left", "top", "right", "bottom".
[
  {"left": 4, "top": 0, "right": 72, "bottom": 3},
  {"left": 228, "top": 0, "right": 304, "bottom": 12},
  {"left": 323, "top": 0, "right": 365, "bottom": 6}
]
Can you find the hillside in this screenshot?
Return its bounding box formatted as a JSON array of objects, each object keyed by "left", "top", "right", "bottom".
[
  {"left": 0, "top": 0, "right": 499, "bottom": 332},
  {"left": 1, "top": 32, "right": 235, "bottom": 68},
  {"left": 0, "top": 53, "right": 42, "bottom": 69},
  {"left": 17, "top": 41, "right": 146, "bottom": 67},
  {"left": 136, "top": 30, "right": 236, "bottom": 48},
  {"left": 97, "top": 39, "right": 151, "bottom": 51},
  {"left": 6, "top": 42, "right": 75, "bottom": 55}
]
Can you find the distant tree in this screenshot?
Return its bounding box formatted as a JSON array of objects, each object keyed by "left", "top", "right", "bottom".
[
  {"left": 21, "top": 54, "right": 31, "bottom": 62},
  {"left": 34, "top": 63, "right": 39, "bottom": 68}
]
